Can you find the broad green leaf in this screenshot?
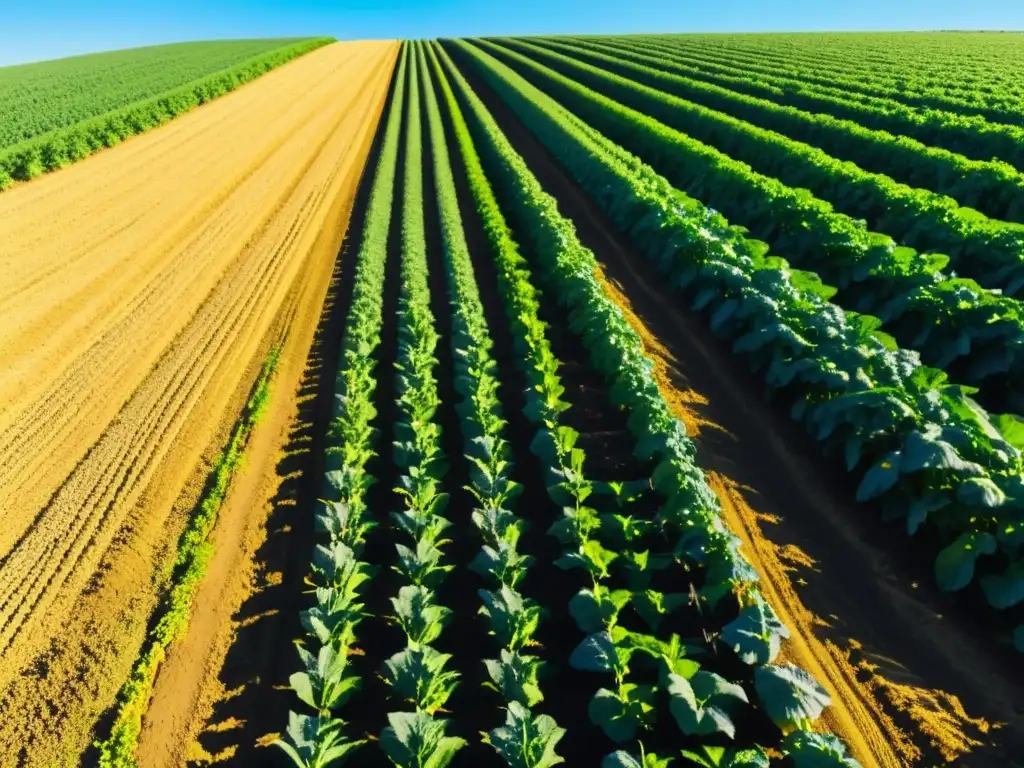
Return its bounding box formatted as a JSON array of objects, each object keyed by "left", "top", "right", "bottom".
[
  {"left": 934, "top": 531, "right": 998, "bottom": 592},
  {"left": 855, "top": 451, "right": 901, "bottom": 502},
  {"left": 667, "top": 671, "right": 748, "bottom": 739},
  {"left": 980, "top": 561, "right": 1024, "bottom": 609},
  {"left": 681, "top": 745, "right": 769, "bottom": 768},
  {"left": 721, "top": 593, "right": 790, "bottom": 665},
  {"left": 483, "top": 701, "right": 566, "bottom": 768},
  {"left": 483, "top": 649, "right": 544, "bottom": 707},
  {"left": 780, "top": 730, "right": 861, "bottom": 767},
  {"left": 379, "top": 711, "right": 466, "bottom": 768},
  {"left": 754, "top": 664, "right": 831, "bottom": 730},
  {"left": 588, "top": 684, "right": 657, "bottom": 743},
  {"left": 569, "top": 631, "right": 617, "bottom": 673}
]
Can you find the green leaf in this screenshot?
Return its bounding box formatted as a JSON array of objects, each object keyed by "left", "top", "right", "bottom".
[
  {"left": 379, "top": 711, "right": 466, "bottom": 768},
  {"left": 754, "top": 664, "right": 831, "bottom": 730},
  {"left": 980, "top": 561, "right": 1024, "bottom": 609},
  {"left": 478, "top": 584, "right": 542, "bottom": 650},
  {"left": 631, "top": 589, "right": 688, "bottom": 633},
  {"left": 934, "top": 531, "right": 998, "bottom": 592},
  {"left": 569, "top": 587, "right": 632, "bottom": 634},
  {"left": 855, "top": 451, "right": 901, "bottom": 501},
  {"left": 588, "top": 684, "right": 657, "bottom": 743},
  {"left": 721, "top": 593, "right": 790, "bottom": 665},
  {"left": 483, "top": 649, "right": 544, "bottom": 708},
  {"left": 780, "top": 730, "right": 861, "bottom": 767},
  {"left": 601, "top": 749, "right": 674, "bottom": 768},
  {"left": 273, "top": 712, "right": 365, "bottom": 768},
  {"left": 681, "top": 745, "right": 770, "bottom": 768},
  {"left": 667, "top": 671, "right": 748, "bottom": 739},
  {"left": 569, "top": 631, "right": 618, "bottom": 673},
  {"left": 390, "top": 585, "right": 452, "bottom": 647},
  {"left": 483, "top": 701, "right": 566, "bottom": 768},
  {"left": 382, "top": 646, "right": 460, "bottom": 714},
  {"left": 991, "top": 413, "right": 1024, "bottom": 451},
  {"left": 956, "top": 477, "right": 1007, "bottom": 509}
]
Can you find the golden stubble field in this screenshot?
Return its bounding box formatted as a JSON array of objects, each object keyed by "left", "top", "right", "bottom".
[{"left": 0, "top": 39, "right": 399, "bottom": 765}]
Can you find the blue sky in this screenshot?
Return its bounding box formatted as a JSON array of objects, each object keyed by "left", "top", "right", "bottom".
[{"left": 1, "top": 0, "right": 1022, "bottom": 66}]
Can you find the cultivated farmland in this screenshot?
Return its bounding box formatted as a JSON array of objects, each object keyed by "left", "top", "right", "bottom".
[
  {"left": 2, "top": 30, "right": 1024, "bottom": 768},
  {"left": 0, "top": 39, "right": 398, "bottom": 765}
]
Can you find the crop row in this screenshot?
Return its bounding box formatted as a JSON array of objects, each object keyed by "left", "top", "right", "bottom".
[
  {"left": 531, "top": 36, "right": 1024, "bottom": 225},
  {"left": 481, "top": 38, "right": 1024, "bottom": 422},
  {"left": 506, "top": 37, "right": 1024, "bottom": 299},
  {"left": 446, "top": 38, "right": 1024, "bottom": 651},
  {"left": 593, "top": 36, "right": 1024, "bottom": 175},
  {"left": 433, "top": 39, "right": 859, "bottom": 766},
  {"left": 275, "top": 37, "right": 866, "bottom": 768},
  {"left": 644, "top": 34, "right": 1024, "bottom": 118}
]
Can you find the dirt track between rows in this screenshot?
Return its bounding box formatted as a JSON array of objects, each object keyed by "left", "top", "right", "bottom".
[{"left": 0, "top": 40, "right": 398, "bottom": 766}]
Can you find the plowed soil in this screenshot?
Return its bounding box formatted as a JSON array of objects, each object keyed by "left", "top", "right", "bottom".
[{"left": 0, "top": 40, "right": 399, "bottom": 766}]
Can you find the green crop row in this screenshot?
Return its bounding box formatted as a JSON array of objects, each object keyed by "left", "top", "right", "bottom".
[
  {"left": 598, "top": 36, "right": 1024, "bottom": 175},
  {"left": 480, "top": 38, "right": 1024, "bottom": 419},
  {"left": 508, "top": 37, "right": 1024, "bottom": 299},
  {"left": 542, "top": 36, "right": 1024, "bottom": 225},
  {"left": 435, "top": 39, "right": 863, "bottom": 766},
  {"left": 95, "top": 349, "right": 281, "bottom": 767},
  {"left": 446, "top": 38, "right": 1024, "bottom": 651},
  {"left": 274, "top": 42, "right": 408, "bottom": 768}
]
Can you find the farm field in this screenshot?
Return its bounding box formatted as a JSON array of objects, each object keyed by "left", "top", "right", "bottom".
[
  {"left": 0, "top": 39, "right": 398, "bottom": 766},
  {"left": 3, "top": 29, "right": 1024, "bottom": 768},
  {"left": 0, "top": 36, "right": 334, "bottom": 186}
]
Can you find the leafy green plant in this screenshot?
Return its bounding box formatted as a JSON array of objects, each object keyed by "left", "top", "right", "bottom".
[
  {"left": 602, "top": 748, "right": 674, "bottom": 768},
  {"left": 395, "top": 538, "right": 454, "bottom": 587},
  {"left": 380, "top": 711, "right": 467, "bottom": 768},
  {"left": 390, "top": 585, "right": 453, "bottom": 647},
  {"left": 667, "top": 671, "right": 749, "bottom": 739},
  {"left": 754, "top": 664, "right": 832, "bottom": 731},
  {"left": 289, "top": 643, "right": 361, "bottom": 714},
  {"left": 483, "top": 649, "right": 545, "bottom": 707},
  {"left": 382, "top": 646, "right": 461, "bottom": 714},
  {"left": 301, "top": 587, "right": 365, "bottom": 647},
  {"left": 478, "top": 584, "right": 542, "bottom": 650},
  {"left": 681, "top": 745, "right": 769, "bottom": 768},
  {"left": 274, "top": 712, "right": 364, "bottom": 768},
  {"left": 470, "top": 539, "right": 534, "bottom": 587},
  {"left": 780, "top": 731, "right": 861, "bottom": 767},
  {"left": 484, "top": 702, "right": 566, "bottom": 767}
]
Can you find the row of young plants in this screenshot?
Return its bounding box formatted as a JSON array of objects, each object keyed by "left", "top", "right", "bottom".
[
  {"left": 662, "top": 34, "right": 1024, "bottom": 114},
  {"left": 480, "top": 38, "right": 1024, "bottom": 419},
  {"left": 0, "top": 37, "right": 335, "bottom": 190},
  {"left": 95, "top": 350, "right": 280, "bottom": 767},
  {"left": 430, "top": 40, "right": 864, "bottom": 767},
  {"left": 502, "top": 37, "right": 1024, "bottom": 300},
  {"left": 443, "top": 39, "right": 1024, "bottom": 651},
  {"left": 602, "top": 36, "right": 1024, "bottom": 175},
  {"left": 375, "top": 46, "right": 470, "bottom": 768},
  {"left": 616, "top": 36, "right": 1024, "bottom": 134},
  {"left": 528, "top": 36, "right": 1024, "bottom": 225},
  {"left": 624, "top": 35, "right": 1024, "bottom": 126},
  {"left": 417, "top": 41, "right": 569, "bottom": 767},
  {"left": 274, "top": 43, "right": 409, "bottom": 768}
]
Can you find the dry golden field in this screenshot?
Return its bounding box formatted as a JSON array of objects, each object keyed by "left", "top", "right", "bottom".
[{"left": 0, "top": 40, "right": 398, "bottom": 765}]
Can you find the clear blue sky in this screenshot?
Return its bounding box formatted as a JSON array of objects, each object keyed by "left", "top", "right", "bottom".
[{"left": 1, "top": 0, "right": 1022, "bottom": 66}]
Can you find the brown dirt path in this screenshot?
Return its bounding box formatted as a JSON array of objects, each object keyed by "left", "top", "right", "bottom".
[
  {"left": 451, "top": 59, "right": 1024, "bottom": 767},
  {"left": 132, "top": 59, "right": 391, "bottom": 768},
  {"left": 0, "top": 40, "right": 399, "bottom": 767}
]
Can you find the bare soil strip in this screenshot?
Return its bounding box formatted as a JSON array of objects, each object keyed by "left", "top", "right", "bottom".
[
  {"left": 456, "top": 62, "right": 1024, "bottom": 767},
  {"left": 0, "top": 41, "right": 399, "bottom": 767}
]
